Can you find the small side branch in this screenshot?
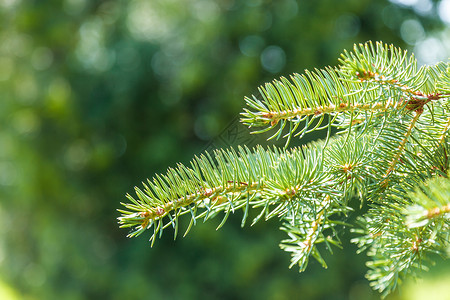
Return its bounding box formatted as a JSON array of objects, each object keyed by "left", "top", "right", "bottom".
[
  {"left": 426, "top": 203, "right": 450, "bottom": 219},
  {"left": 280, "top": 195, "right": 332, "bottom": 271},
  {"left": 383, "top": 110, "right": 423, "bottom": 180},
  {"left": 303, "top": 195, "right": 331, "bottom": 252}
]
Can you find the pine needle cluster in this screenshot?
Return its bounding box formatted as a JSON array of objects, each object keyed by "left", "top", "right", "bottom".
[{"left": 118, "top": 41, "right": 450, "bottom": 297}]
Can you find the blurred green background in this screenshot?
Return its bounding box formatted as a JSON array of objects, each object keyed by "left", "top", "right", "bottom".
[{"left": 1, "top": 0, "right": 449, "bottom": 299}]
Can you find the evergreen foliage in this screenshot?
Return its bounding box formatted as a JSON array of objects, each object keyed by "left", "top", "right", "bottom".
[{"left": 118, "top": 41, "right": 450, "bottom": 297}]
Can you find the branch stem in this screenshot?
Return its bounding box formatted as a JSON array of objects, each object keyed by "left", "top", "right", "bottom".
[
  {"left": 383, "top": 110, "right": 423, "bottom": 179},
  {"left": 256, "top": 101, "right": 397, "bottom": 125},
  {"left": 303, "top": 195, "right": 331, "bottom": 251},
  {"left": 138, "top": 182, "right": 262, "bottom": 223},
  {"left": 426, "top": 203, "right": 450, "bottom": 219}
]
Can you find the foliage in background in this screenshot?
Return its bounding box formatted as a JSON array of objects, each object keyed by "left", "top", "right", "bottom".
[{"left": 0, "top": 0, "right": 449, "bottom": 299}]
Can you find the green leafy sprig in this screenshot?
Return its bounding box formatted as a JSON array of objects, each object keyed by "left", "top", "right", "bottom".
[
  {"left": 118, "top": 144, "right": 341, "bottom": 246},
  {"left": 118, "top": 41, "right": 450, "bottom": 297}
]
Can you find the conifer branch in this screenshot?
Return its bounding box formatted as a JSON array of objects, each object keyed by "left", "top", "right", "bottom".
[
  {"left": 382, "top": 109, "right": 423, "bottom": 180},
  {"left": 241, "top": 41, "right": 450, "bottom": 144},
  {"left": 354, "top": 174, "right": 450, "bottom": 296},
  {"left": 118, "top": 145, "right": 338, "bottom": 244},
  {"left": 118, "top": 41, "right": 450, "bottom": 297},
  {"left": 339, "top": 42, "right": 420, "bottom": 89},
  {"left": 279, "top": 195, "right": 337, "bottom": 271}
]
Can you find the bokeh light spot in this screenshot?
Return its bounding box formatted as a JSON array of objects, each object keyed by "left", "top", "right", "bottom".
[
  {"left": 64, "top": 140, "right": 90, "bottom": 171},
  {"left": 194, "top": 114, "right": 220, "bottom": 141},
  {"left": 14, "top": 73, "right": 38, "bottom": 104},
  {"left": 0, "top": 0, "right": 20, "bottom": 9},
  {"left": 389, "top": 0, "right": 419, "bottom": 6},
  {"left": 0, "top": 57, "right": 14, "bottom": 81},
  {"left": 151, "top": 51, "right": 171, "bottom": 78},
  {"left": 31, "top": 47, "right": 53, "bottom": 71},
  {"left": 239, "top": 35, "right": 265, "bottom": 57},
  {"left": 98, "top": 1, "right": 120, "bottom": 25},
  {"left": 382, "top": 5, "right": 402, "bottom": 29},
  {"left": 76, "top": 18, "right": 115, "bottom": 72},
  {"left": 275, "top": 0, "right": 298, "bottom": 20},
  {"left": 438, "top": 0, "right": 450, "bottom": 24},
  {"left": 246, "top": 0, "right": 263, "bottom": 7},
  {"left": 47, "top": 77, "right": 71, "bottom": 114},
  {"left": 414, "top": 37, "right": 447, "bottom": 65},
  {"left": 3, "top": 33, "right": 32, "bottom": 58},
  {"left": 335, "top": 14, "right": 360, "bottom": 38},
  {"left": 0, "top": 161, "right": 17, "bottom": 186},
  {"left": 260, "top": 45, "right": 286, "bottom": 73},
  {"left": 126, "top": 1, "right": 171, "bottom": 42},
  {"left": 400, "top": 19, "right": 425, "bottom": 45},
  {"left": 23, "top": 263, "right": 47, "bottom": 287},
  {"left": 63, "top": 0, "right": 86, "bottom": 15},
  {"left": 192, "top": 0, "right": 220, "bottom": 23},
  {"left": 12, "top": 109, "right": 40, "bottom": 135},
  {"left": 413, "top": 0, "right": 433, "bottom": 15}
]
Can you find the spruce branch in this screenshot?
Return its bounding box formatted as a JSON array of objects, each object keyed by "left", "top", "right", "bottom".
[
  {"left": 353, "top": 174, "right": 450, "bottom": 297},
  {"left": 279, "top": 194, "right": 350, "bottom": 272},
  {"left": 382, "top": 109, "right": 423, "bottom": 181},
  {"left": 118, "top": 144, "right": 338, "bottom": 245},
  {"left": 118, "top": 41, "right": 450, "bottom": 297},
  {"left": 241, "top": 41, "right": 450, "bottom": 144},
  {"left": 240, "top": 66, "right": 394, "bottom": 141},
  {"left": 339, "top": 42, "right": 422, "bottom": 95}
]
